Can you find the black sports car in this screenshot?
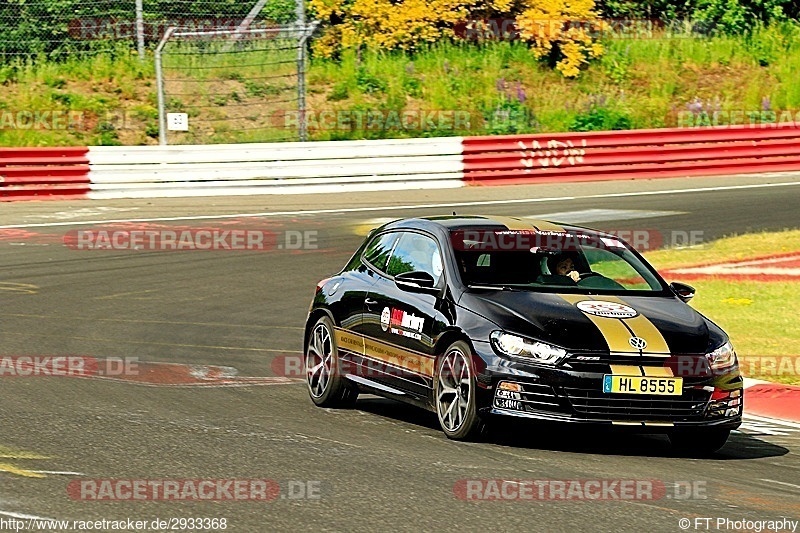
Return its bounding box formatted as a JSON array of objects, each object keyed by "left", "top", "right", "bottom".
[{"left": 303, "top": 215, "right": 742, "bottom": 453}]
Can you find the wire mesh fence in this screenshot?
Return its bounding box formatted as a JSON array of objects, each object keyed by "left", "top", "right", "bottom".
[
  {"left": 0, "top": 0, "right": 312, "bottom": 144},
  {"left": 0, "top": 0, "right": 300, "bottom": 61},
  {"left": 157, "top": 24, "right": 314, "bottom": 144}
]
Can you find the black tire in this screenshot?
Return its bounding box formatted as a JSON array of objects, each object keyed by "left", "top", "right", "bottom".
[
  {"left": 669, "top": 429, "right": 730, "bottom": 456},
  {"left": 305, "top": 315, "right": 358, "bottom": 408},
  {"left": 434, "top": 340, "right": 482, "bottom": 440}
]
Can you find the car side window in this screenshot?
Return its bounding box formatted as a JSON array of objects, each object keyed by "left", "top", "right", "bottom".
[
  {"left": 387, "top": 232, "right": 443, "bottom": 285},
  {"left": 362, "top": 232, "right": 399, "bottom": 273}
]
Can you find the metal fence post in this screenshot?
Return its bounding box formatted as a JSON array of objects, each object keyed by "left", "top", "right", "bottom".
[
  {"left": 296, "top": 0, "right": 308, "bottom": 142},
  {"left": 155, "top": 27, "right": 176, "bottom": 146},
  {"left": 135, "top": 0, "right": 145, "bottom": 60}
]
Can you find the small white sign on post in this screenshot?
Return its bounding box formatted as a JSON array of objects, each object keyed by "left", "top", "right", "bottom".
[{"left": 167, "top": 113, "right": 189, "bottom": 131}]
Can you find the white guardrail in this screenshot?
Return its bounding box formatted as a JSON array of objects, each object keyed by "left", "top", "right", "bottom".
[{"left": 87, "top": 137, "right": 465, "bottom": 199}]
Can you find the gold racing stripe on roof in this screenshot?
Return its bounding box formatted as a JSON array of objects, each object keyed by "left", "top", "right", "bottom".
[
  {"left": 559, "top": 294, "right": 639, "bottom": 355},
  {"left": 528, "top": 219, "right": 566, "bottom": 232},
  {"left": 481, "top": 215, "right": 564, "bottom": 233}
]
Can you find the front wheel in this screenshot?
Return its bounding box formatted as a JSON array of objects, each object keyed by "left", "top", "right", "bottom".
[
  {"left": 435, "top": 341, "right": 482, "bottom": 440},
  {"left": 669, "top": 429, "right": 730, "bottom": 456},
  {"left": 305, "top": 316, "right": 358, "bottom": 408}
]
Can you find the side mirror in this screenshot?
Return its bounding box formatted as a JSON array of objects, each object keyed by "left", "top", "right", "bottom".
[
  {"left": 394, "top": 271, "right": 439, "bottom": 294},
  {"left": 670, "top": 282, "right": 696, "bottom": 303}
]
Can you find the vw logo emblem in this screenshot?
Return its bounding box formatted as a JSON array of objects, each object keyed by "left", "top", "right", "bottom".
[{"left": 629, "top": 337, "right": 647, "bottom": 350}]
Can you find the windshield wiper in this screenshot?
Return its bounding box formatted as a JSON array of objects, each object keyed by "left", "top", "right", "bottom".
[{"left": 467, "top": 284, "right": 519, "bottom": 291}]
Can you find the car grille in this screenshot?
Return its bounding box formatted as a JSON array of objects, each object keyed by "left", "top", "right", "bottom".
[{"left": 562, "top": 386, "right": 711, "bottom": 421}]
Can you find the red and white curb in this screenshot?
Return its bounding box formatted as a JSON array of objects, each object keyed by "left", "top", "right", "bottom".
[
  {"left": 743, "top": 377, "right": 800, "bottom": 425},
  {"left": 663, "top": 252, "right": 800, "bottom": 282}
]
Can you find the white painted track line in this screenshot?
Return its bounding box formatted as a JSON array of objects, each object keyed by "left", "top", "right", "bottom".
[{"left": 2, "top": 180, "right": 800, "bottom": 230}]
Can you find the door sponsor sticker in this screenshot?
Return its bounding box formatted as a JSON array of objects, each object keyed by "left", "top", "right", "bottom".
[{"left": 380, "top": 307, "right": 424, "bottom": 340}]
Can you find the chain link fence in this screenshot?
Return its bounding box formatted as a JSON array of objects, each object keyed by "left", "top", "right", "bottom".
[
  {"left": 0, "top": 0, "right": 300, "bottom": 60},
  {"left": 0, "top": 0, "right": 313, "bottom": 143},
  {"left": 156, "top": 22, "right": 316, "bottom": 144}
]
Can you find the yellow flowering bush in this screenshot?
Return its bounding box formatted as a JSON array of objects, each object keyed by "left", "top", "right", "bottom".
[
  {"left": 515, "top": 0, "right": 607, "bottom": 77},
  {"left": 309, "top": 0, "right": 606, "bottom": 78},
  {"left": 310, "top": 0, "right": 515, "bottom": 54}
]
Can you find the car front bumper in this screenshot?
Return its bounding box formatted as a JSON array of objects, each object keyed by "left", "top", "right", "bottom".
[{"left": 471, "top": 342, "right": 743, "bottom": 433}]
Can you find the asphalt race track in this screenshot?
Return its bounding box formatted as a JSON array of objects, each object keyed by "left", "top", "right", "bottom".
[{"left": 1, "top": 174, "right": 800, "bottom": 532}]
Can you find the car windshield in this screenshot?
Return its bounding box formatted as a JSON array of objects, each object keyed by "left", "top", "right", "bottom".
[{"left": 451, "top": 228, "right": 666, "bottom": 293}]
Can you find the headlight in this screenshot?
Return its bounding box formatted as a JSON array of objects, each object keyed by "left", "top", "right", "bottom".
[
  {"left": 707, "top": 341, "right": 737, "bottom": 371},
  {"left": 490, "top": 331, "right": 568, "bottom": 365}
]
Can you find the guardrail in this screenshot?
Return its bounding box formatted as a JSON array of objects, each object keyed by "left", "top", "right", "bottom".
[
  {"left": 87, "top": 138, "right": 465, "bottom": 199},
  {"left": 0, "top": 147, "right": 90, "bottom": 201},
  {"left": 5, "top": 125, "right": 800, "bottom": 201},
  {"left": 462, "top": 124, "right": 800, "bottom": 184}
]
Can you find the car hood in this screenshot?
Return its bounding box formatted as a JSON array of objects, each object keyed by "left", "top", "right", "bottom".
[{"left": 459, "top": 290, "right": 726, "bottom": 355}]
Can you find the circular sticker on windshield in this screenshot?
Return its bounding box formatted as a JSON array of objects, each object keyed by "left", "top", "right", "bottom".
[{"left": 576, "top": 300, "right": 638, "bottom": 319}]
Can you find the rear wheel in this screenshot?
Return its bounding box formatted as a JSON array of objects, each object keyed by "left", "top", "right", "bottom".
[
  {"left": 669, "top": 429, "right": 730, "bottom": 456},
  {"left": 435, "top": 341, "right": 482, "bottom": 440},
  {"left": 305, "top": 316, "right": 358, "bottom": 408}
]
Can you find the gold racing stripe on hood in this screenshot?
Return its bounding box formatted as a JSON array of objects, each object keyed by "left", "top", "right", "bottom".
[
  {"left": 595, "top": 296, "right": 671, "bottom": 355},
  {"left": 641, "top": 366, "right": 674, "bottom": 377},
  {"left": 622, "top": 314, "right": 671, "bottom": 354},
  {"left": 559, "top": 294, "right": 640, "bottom": 354},
  {"left": 482, "top": 215, "right": 565, "bottom": 233},
  {"left": 609, "top": 364, "right": 643, "bottom": 376}
]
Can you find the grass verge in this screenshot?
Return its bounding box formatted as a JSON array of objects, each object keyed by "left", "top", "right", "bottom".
[
  {"left": 645, "top": 230, "right": 800, "bottom": 385},
  {"left": 2, "top": 23, "right": 800, "bottom": 144}
]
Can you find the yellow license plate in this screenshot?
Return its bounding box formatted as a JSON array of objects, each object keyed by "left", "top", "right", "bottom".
[{"left": 602, "top": 375, "right": 682, "bottom": 396}]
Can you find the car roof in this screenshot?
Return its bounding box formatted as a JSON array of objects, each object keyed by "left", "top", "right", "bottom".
[{"left": 382, "top": 215, "right": 598, "bottom": 236}]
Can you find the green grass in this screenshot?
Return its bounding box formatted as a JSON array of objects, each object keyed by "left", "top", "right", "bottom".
[
  {"left": 0, "top": 49, "right": 153, "bottom": 146},
  {"left": 685, "top": 281, "right": 800, "bottom": 385},
  {"left": 3, "top": 23, "right": 800, "bottom": 144},
  {"left": 645, "top": 229, "right": 800, "bottom": 269},
  {"left": 644, "top": 230, "right": 800, "bottom": 384}
]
